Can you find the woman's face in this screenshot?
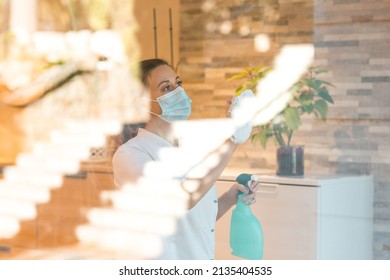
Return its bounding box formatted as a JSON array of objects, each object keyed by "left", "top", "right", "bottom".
[{"left": 147, "top": 64, "right": 182, "bottom": 115}]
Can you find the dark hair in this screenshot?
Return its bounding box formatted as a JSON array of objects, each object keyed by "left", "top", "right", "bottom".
[{"left": 139, "top": 58, "right": 171, "bottom": 86}]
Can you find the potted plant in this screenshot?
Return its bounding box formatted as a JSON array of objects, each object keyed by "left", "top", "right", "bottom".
[{"left": 230, "top": 66, "right": 334, "bottom": 176}]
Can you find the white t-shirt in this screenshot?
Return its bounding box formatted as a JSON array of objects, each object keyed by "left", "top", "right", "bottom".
[{"left": 112, "top": 128, "right": 218, "bottom": 259}]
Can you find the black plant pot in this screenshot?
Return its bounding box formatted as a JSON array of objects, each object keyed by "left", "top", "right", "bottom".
[{"left": 276, "top": 145, "right": 304, "bottom": 176}]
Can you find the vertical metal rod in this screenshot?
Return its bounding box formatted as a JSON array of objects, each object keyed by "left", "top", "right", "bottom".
[
  {"left": 65, "top": 0, "right": 77, "bottom": 30},
  {"left": 169, "top": 8, "right": 174, "bottom": 66},
  {"left": 153, "top": 8, "right": 158, "bottom": 58}
]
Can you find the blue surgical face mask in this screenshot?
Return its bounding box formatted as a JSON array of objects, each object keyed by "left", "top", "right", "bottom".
[{"left": 151, "top": 86, "right": 192, "bottom": 122}]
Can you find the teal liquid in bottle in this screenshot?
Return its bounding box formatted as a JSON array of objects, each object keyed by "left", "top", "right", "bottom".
[{"left": 230, "top": 173, "right": 264, "bottom": 260}]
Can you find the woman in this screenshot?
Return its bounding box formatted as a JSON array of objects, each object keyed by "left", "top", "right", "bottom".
[{"left": 112, "top": 58, "right": 257, "bottom": 259}]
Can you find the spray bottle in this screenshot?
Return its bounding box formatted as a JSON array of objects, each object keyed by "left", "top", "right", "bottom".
[{"left": 230, "top": 173, "right": 263, "bottom": 260}]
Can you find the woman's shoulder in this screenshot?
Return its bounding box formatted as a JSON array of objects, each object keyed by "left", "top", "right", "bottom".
[
  {"left": 115, "top": 135, "right": 144, "bottom": 154},
  {"left": 112, "top": 127, "right": 171, "bottom": 164},
  {"left": 113, "top": 128, "right": 159, "bottom": 157},
  {"left": 112, "top": 136, "right": 151, "bottom": 169}
]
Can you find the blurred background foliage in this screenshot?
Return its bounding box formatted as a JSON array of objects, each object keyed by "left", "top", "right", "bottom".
[
  {"left": 37, "top": 0, "right": 112, "bottom": 31},
  {"left": 0, "top": 0, "right": 113, "bottom": 32}
]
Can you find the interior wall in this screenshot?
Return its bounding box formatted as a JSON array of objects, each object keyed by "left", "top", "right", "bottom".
[
  {"left": 180, "top": 0, "right": 314, "bottom": 168},
  {"left": 180, "top": 0, "right": 390, "bottom": 259},
  {"left": 0, "top": 103, "right": 24, "bottom": 165},
  {"left": 312, "top": 0, "right": 390, "bottom": 260},
  {"left": 134, "top": 0, "right": 180, "bottom": 67}
]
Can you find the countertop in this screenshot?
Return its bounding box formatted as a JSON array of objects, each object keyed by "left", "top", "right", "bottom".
[
  {"left": 1, "top": 160, "right": 371, "bottom": 187},
  {"left": 219, "top": 167, "right": 373, "bottom": 187}
]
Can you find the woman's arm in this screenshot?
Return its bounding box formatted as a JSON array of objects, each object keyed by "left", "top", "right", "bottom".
[
  {"left": 181, "top": 139, "right": 239, "bottom": 209},
  {"left": 181, "top": 98, "right": 252, "bottom": 209}
]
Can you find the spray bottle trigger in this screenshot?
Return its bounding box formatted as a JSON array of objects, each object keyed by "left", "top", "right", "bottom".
[{"left": 236, "top": 173, "right": 255, "bottom": 194}]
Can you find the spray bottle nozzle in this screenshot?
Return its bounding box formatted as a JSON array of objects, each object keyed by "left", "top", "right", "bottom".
[{"left": 236, "top": 173, "right": 258, "bottom": 194}]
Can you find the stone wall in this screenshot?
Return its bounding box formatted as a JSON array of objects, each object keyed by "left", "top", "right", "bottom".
[
  {"left": 313, "top": 0, "right": 390, "bottom": 260},
  {"left": 180, "top": 0, "right": 390, "bottom": 259}
]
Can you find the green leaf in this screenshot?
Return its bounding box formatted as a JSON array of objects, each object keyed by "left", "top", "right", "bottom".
[
  {"left": 313, "top": 68, "right": 328, "bottom": 75},
  {"left": 254, "top": 71, "right": 266, "bottom": 81},
  {"left": 301, "top": 104, "right": 314, "bottom": 114},
  {"left": 228, "top": 72, "right": 248, "bottom": 80},
  {"left": 314, "top": 99, "right": 328, "bottom": 119},
  {"left": 251, "top": 133, "right": 261, "bottom": 146},
  {"left": 306, "top": 78, "right": 321, "bottom": 91},
  {"left": 248, "top": 79, "right": 257, "bottom": 88},
  {"left": 283, "top": 107, "right": 301, "bottom": 130},
  {"left": 290, "top": 81, "right": 304, "bottom": 93},
  {"left": 251, "top": 131, "right": 265, "bottom": 149},
  {"left": 304, "top": 77, "right": 313, "bottom": 87},
  {"left": 236, "top": 83, "right": 249, "bottom": 95},
  {"left": 251, "top": 126, "right": 273, "bottom": 149},
  {"left": 253, "top": 66, "right": 267, "bottom": 73},
  {"left": 317, "top": 79, "right": 335, "bottom": 88},
  {"left": 259, "top": 135, "right": 269, "bottom": 149},
  {"left": 256, "top": 66, "right": 272, "bottom": 76},
  {"left": 318, "top": 87, "right": 334, "bottom": 104},
  {"left": 299, "top": 92, "right": 314, "bottom": 105}
]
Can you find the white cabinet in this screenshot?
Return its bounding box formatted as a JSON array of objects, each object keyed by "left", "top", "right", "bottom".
[{"left": 215, "top": 172, "right": 374, "bottom": 260}]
